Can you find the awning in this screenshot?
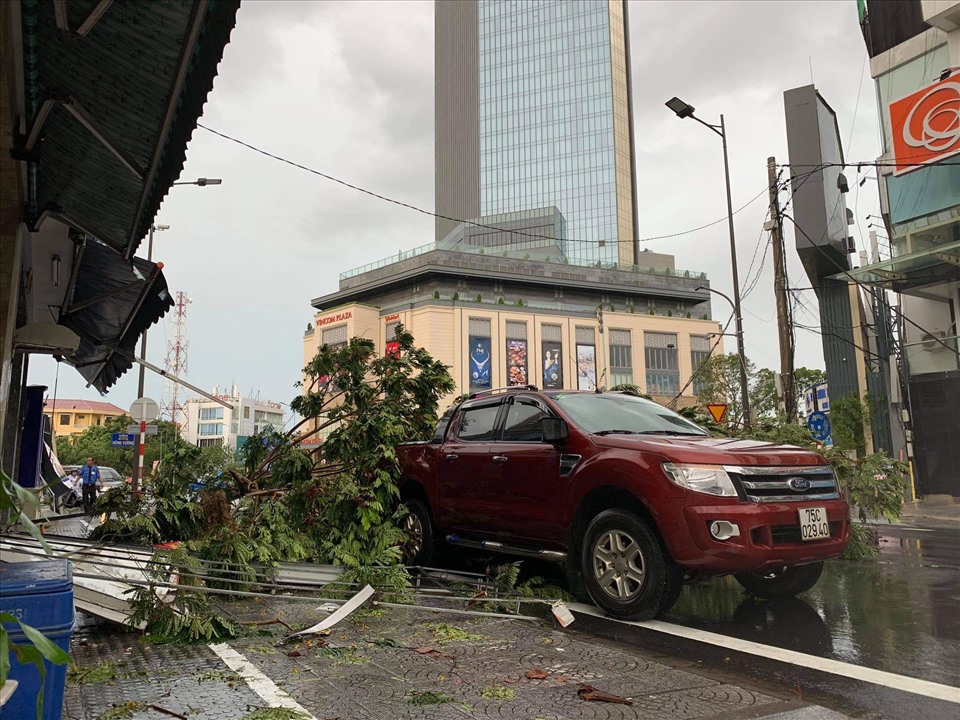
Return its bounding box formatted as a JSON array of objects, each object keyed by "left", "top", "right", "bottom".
[
  {"left": 17, "top": 0, "right": 240, "bottom": 258},
  {"left": 59, "top": 237, "right": 174, "bottom": 393},
  {"left": 833, "top": 240, "right": 960, "bottom": 293}
]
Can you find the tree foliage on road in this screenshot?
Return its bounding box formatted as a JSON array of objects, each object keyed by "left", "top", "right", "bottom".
[{"left": 90, "top": 326, "right": 455, "bottom": 637}]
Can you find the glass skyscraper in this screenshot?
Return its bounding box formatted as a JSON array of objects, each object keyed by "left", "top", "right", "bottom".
[{"left": 436, "top": 0, "right": 639, "bottom": 265}]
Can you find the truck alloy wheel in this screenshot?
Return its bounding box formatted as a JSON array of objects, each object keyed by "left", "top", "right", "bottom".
[
  {"left": 580, "top": 509, "right": 675, "bottom": 620},
  {"left": 734, "top": 561, "right": 824, "bottom": 599},
  {"left": 402, "top": 499, "right": 437, "bottom": 566}
]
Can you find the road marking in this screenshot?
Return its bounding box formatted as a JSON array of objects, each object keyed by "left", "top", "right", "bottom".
[
  {"left": 567, "top": 603, "right": 960, "bottom": 704},
  {"left": 209, "top": 642, "right": 317, "bottom": 718}
]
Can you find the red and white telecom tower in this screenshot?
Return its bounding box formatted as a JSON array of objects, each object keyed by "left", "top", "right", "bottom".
[{"left": 161, "top": 291, "right": 191, "bottom": 429}]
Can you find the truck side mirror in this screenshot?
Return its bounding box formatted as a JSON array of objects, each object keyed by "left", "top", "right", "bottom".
[{"left": 542, "top": 417, "right": 568, "bottom": 443}]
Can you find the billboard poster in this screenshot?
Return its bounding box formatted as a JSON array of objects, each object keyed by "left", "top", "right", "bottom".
[
  {"left": 468, "top": 336, "right": 492, "bottom": 389},
  {"left": 506, "top": 339, "right": 528, "bottom": 386},
  {"left": 542, "top": 341, "right": 563, "bottom": 389},
  {"left": 385, "top": 340, "right": 400, "bottom": 358},
  {"left": 576, "top": 344, "right": 596, "bottom": 390}
]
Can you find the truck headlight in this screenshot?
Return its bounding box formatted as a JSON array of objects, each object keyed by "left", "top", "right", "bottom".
[{"left": 662, "top": 463, "right": 738, "bottom": 497}]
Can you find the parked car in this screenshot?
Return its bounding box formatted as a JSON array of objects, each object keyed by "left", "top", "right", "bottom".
[
  {"left": 62, "top": 465, "right": 125, "bottom": 490},
  {"left": 397, "top": 387, "right": 849, "bottom": 620}
]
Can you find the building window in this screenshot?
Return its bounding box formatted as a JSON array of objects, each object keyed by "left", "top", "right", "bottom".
[
  {"left": 59, "top": 414, "right": 70, "bottom": 426},
  {"left": 243, "top": 406, "right": 250, "bottom": 420},
  {"left": 690, "top": 336, "right": 712, "bottom": 395},
  {"left": 554, "top": 287, "right": 563, "bottom": 298},
  {"left": 198, "top": 438, "right": 224, "bottom": 448},
  {"left": 321, "top": 324, "right": 348, "bottom": 348},
  {"left": 609, "top": 329, "right": 633, "bottom": 387},
  {"left": 199, "top": 423, "right": 224, "bottom": 436},
  {"left": 200, "top": 407, "right": 224, "bottom": 421},
  {"left": 644, "top": 332, "right": 679, "bottom": 395}
]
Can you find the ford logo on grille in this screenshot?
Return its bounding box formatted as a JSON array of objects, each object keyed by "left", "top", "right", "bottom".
[{"left": 788, "top": 477, "right": 812, "bottom": 492}]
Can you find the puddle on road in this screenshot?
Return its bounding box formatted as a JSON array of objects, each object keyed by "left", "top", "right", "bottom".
[{"left": 663, "top": 530, "right": 960, "bottom": 688}]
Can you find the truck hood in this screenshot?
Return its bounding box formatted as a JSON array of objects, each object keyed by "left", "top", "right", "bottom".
[{"left": 593, "top": 434, "right": 828, "bottom": 467}]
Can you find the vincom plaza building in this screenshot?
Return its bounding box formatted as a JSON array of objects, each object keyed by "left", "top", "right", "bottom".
[{"left": 305, "top": 0, "right": 722, "bottom": 407}]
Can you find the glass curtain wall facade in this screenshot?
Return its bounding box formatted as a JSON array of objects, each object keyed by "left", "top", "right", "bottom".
[{"left": 437, "top": 0, "right": 638, "bottom": 265}]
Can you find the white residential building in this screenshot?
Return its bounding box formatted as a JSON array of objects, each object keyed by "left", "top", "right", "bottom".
[{"left": 184, "top": 385, "right": 286, "bottom": 452}]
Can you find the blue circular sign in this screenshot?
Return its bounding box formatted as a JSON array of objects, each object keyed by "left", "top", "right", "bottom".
[{"left": 807, "top": 411, "right": 832, "bottom": 442}]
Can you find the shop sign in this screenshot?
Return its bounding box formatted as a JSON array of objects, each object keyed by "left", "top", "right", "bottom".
[
  {"left": 889, "top": 74, "right": 960, "bottom": 175},
  {"left": 317, "top": 311, "right": 353, "bottom": 327},
  {"left": 384, "top": 313, "right": 400, "bottom": 323}
]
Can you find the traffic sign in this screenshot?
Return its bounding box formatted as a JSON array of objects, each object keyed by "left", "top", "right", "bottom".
[
  {"left": 111, "top": 433, "right": 135, "bottom": 447},
  {"left": 807, "top": 411, "right": 832, "bottom": 442},
  {"left": 706, "top": 403, "right": 728, "bottom": 424},
  {"left": 130, "top": 397, "right": 159, "bottom": 423},
  {"left": 127, "top": 424, "right": 159, "bottom": 436}
]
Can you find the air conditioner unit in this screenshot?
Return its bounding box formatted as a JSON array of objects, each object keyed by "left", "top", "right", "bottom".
[
  {"left": 921, "top": 330, "right": 947, "bottom": 351},
  {"left": 12, "top": 323, "right": 80, "bottom": 355}
]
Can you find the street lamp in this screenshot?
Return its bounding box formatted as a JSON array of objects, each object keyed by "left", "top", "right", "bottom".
[
  {"left": 132, "top": 177, "right": 222, "bottom": 489},
  {"left": 695, "top": 285, "right": 751, "bottom": 426},
  {"left": 669, "top": 97, "right": 751, "bottom": 427},
  {"left": 172, "top": 177, "right": 223, "bottom": 186}
]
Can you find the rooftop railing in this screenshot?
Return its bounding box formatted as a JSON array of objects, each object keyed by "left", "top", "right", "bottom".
[{"left": 339, "top": 242, "right": 708, "bottom": 282}]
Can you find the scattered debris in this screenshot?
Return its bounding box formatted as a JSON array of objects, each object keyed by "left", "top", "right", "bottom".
[
  {"left": 551, "top": 600, "right": 575, "bottom": 627},
  {"left": 241, "top": 617, "right": 296, "bottom": 633},
  {"left": 525, "top": 668, "right": 550, "bottom": 680},
  {"left": 480, "top": 685, "right": 515, "bottom": 700},
  {"left": 430, "top": 624, "right": 482, "bottom": 643},
  {"left": 288, "top": 585, "right": 374, "bottom": 637},
  {"left": 240, "top": 709, "right": 311, "bottom": 720},
  {"left": 149, "top": 704, "right": 188, "bottom": 720},
  {"left": 414, "top": 646, "right": 451, "bottom": 658},
  {"left": 406, "top": 690, "right": 454, "bottom": 706},
  {"left": 95, "top": 701, "right": 144, "bottom": 720},
  {"left": 577, "top": 684, "right": 633, "bottom": 705}
]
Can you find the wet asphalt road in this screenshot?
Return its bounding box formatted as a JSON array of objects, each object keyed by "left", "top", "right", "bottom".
[
  {"left": 569, "top": 519, "right": 960, "bottom": 719},
  {"left": 661, "top": 520, "right": 960, "bottom": 689}
]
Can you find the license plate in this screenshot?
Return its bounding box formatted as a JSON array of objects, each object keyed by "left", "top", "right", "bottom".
[{"left": 798, "top": 507, "right": 830, "bottom": 541}]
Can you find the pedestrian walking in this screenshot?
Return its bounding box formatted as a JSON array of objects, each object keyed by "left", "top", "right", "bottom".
[{"left": 79, "top": 457, "right": 102, "bottom": 512}]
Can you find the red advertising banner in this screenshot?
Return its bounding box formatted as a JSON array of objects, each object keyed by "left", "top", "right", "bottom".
[{"left": 889, "top": 74, "right": 960, "bottom": 175}]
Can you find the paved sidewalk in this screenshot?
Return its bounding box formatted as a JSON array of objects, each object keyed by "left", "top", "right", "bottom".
[{"left": 62, "top": 597, "right": 850, "bottom": 720}]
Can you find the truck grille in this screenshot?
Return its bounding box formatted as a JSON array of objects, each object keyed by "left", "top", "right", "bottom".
[{"left": 723, "top": 465, "right": 840, "bottom": 503}]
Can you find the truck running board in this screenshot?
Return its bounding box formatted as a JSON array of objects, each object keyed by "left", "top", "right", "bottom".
[{"left": 445, "top": 534, "right": 567, "bottom": 562}]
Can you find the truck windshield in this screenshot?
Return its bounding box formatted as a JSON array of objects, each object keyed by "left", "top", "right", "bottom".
[{"left": 552, "top": 393, "right": 708, "bottom": 436}]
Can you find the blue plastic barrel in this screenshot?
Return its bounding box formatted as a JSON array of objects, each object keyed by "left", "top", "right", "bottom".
[{"left": 0, "top": 560, "right": 75, "bottom": 720}]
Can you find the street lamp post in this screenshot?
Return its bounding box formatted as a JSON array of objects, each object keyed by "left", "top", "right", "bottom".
[
  {"left": 667, "top": 97, "right": 751, "bottom": 427},
  {"left": 131, "top": 178, "right": 222, "bottom": 490},
  {"left": 696, "top": 286, "right": 752, "bottom": 426}
]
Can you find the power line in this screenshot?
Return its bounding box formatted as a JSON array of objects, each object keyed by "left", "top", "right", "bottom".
[
  {"left": 781, "top": 212, "right": 958, "bottom": 356},
  {"left": 198, "top": 123, "right": 772, "bottom": 249},
  {"left": 668, "top": 312, "right": 735, "bottom": 411}
]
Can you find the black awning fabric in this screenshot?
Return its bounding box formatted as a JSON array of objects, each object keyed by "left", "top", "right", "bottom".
[{"left": 61, "top": 239, "right": 174, "bottom": 393}]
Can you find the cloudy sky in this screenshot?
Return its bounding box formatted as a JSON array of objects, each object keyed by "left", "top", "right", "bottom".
[{"left": 30, "top": 0, "right": 882, "bottom": 417}]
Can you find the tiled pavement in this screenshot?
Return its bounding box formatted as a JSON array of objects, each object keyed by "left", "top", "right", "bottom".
[{"left": 61, "top": 596, "right": 839, "bottom": 720}]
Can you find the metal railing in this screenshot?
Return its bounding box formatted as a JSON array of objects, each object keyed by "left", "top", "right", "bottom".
[{"left": 340, "top": 242, "right": 708, "bottom": 282}]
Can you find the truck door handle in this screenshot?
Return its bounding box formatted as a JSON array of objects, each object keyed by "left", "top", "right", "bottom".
[
  {"left": 445, "top": 454, "right": 459, "bottom": 462},
  {"left": 492, "top": 455, "right": 509, "bottom": 463}
]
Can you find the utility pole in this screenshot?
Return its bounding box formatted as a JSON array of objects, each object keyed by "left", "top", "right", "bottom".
[{"left": 767, "top": 156, "right": 795, "bottom": 419}]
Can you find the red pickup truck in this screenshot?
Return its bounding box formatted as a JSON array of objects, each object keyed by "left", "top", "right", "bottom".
[{"left": 398, "top": 387, "right": 849, "bottom": 620}]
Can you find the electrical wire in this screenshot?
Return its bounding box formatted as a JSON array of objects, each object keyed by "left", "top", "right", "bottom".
[
  {"left": 667, "top": 312, "right": 735, "bottom": 411},
  {"left": 781, "top": 212, "right": 958, "bottom": 356},
  {"left": 197, "top": 123, "right": 770, "bottom": 249}
]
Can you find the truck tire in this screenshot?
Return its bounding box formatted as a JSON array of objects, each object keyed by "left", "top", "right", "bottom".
[
  {"left": 580, "top": 510, "right": 673, "bottom": 621},
  {"left": 403, "top": 499, "right": 437, "bottom": 566},
  {"left": 734, "top": 561, "right": 824, "bottom": 599}
]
